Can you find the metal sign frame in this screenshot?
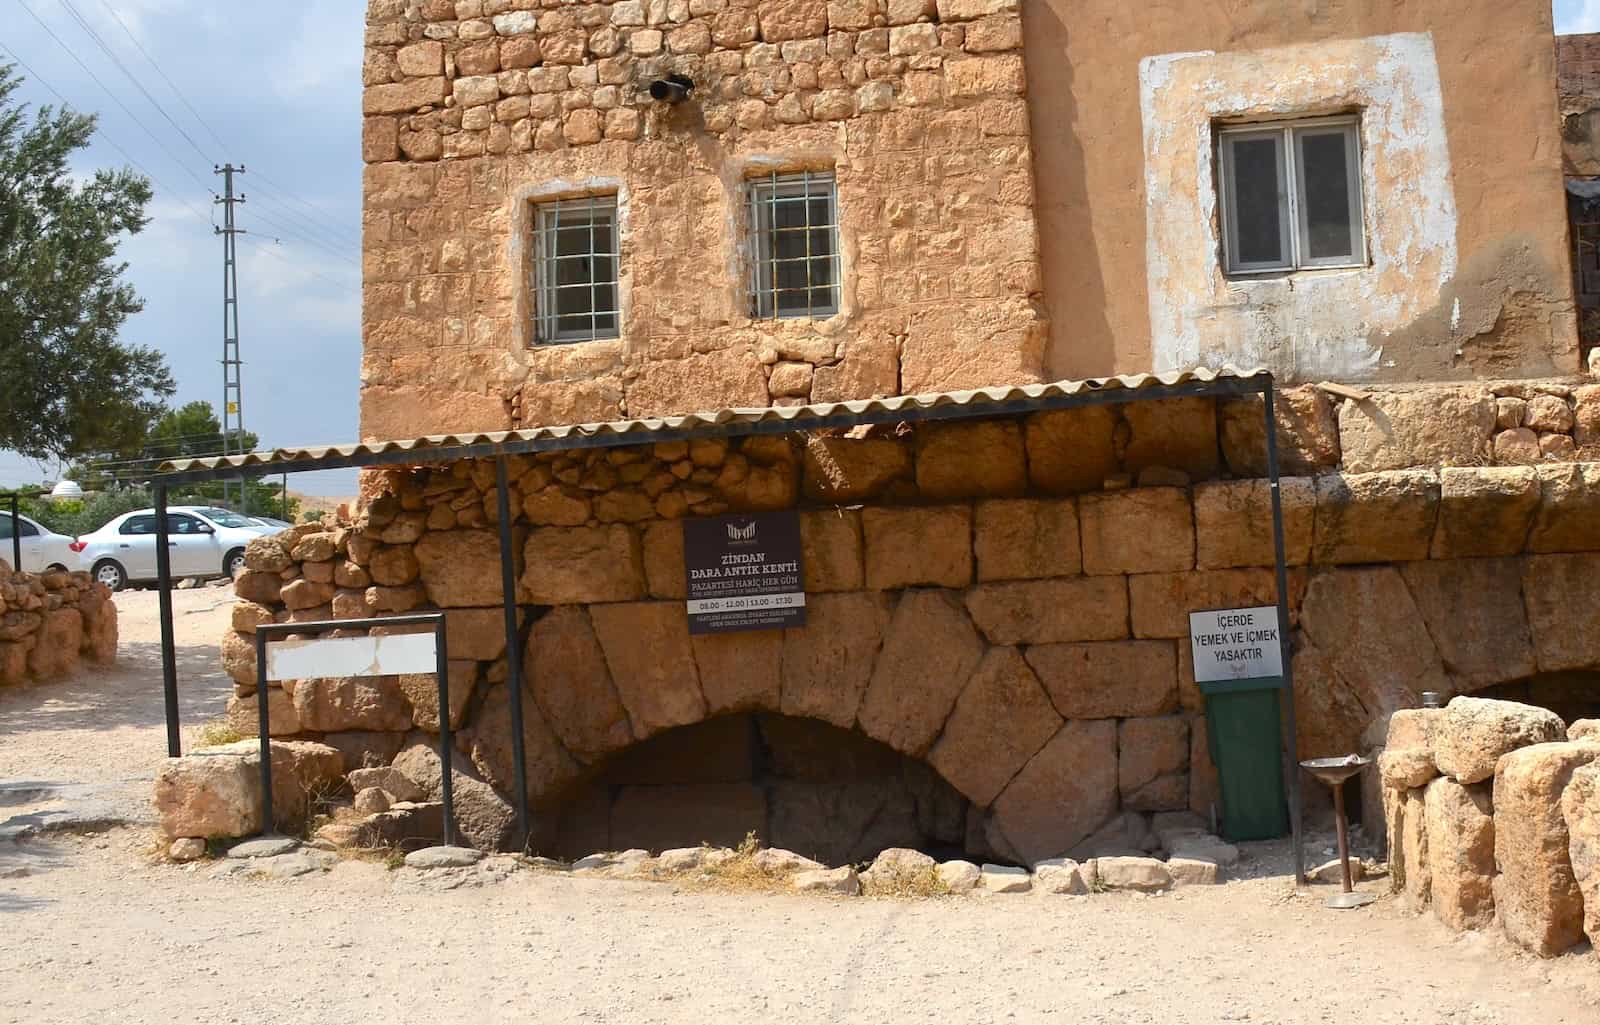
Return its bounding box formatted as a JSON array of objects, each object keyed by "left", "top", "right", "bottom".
[{"left": 252, "top": 613, "right": 457, "bottom": 847}]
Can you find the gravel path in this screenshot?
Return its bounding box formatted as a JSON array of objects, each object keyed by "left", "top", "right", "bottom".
[{"left": 2, "top": 589, "right": 1598, "bottom": 1024}]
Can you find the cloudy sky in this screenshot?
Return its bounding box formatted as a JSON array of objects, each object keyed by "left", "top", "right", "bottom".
[{"left": 0, "top": 1, "right": 1595, "bottom": 497}]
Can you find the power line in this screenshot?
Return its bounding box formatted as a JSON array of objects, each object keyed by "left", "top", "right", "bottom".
[
  {"left": 56, "top": 0, "right": 213, "bottom": 166},
  {"left": 93, "top": 0, "right": 229, "bottom": 155},
  {"left": 0, "top": 35, "right": 216, "bottom": 232},
  {"left": 244, "top": 203, "right": 359, "bottom": 268},
  {"left": 12, "top": 0, "right": 214, "bottom": 196},
  {"left": 247, "top": 173, "right": 362, "bottom": 249},
  {"left": 241, "top": 236, "right": 359, "bottom": 292},
  {"left": 245, "top": 177, "right": 362, "bottom": 253}
]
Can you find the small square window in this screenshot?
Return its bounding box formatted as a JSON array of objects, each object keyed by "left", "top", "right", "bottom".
[
  {"left": 532, "top": 195, "right": 620, "bottom": 345},
  {"left": 1218, "top": 118, "right": 1366, "bottom": 275},
  {"left": 748, "top": 171, "right": 839, "bottom": 320}
]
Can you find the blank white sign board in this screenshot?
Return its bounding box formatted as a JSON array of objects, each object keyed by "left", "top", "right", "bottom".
[{"left": 264, "top": 632, "right": 438, "bottom": 682}]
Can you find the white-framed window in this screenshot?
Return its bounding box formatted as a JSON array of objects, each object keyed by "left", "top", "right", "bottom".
[
  {"left": 531, "top": 194, "right": 620, "bottom": 344},
  {"left": 748, "top": 170, "right": 840, "bottom": 319},
  {"left": 1218, "top": 116, "right": 1366, "bottom": 276}
]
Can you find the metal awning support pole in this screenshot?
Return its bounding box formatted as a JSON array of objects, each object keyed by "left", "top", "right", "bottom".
[
  {"left": 8, "top": 494, "right": 19, "bottom": 571},
  {"left": 155, "top": 484, "right": 182, "bottom": 758},
  {"left": 494, "top": 456, "right": 531, "bottom": 848},
  {"left": 252, "top": 619, "right": 276, "bottom": 836},
  {"left": 1263, "top": 378, "right": 1306, "bottom": 887}
]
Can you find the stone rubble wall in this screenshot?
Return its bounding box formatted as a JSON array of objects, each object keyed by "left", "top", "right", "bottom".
[
  {"left": 1378, "top": 698, "right": 1600, "bottom": 959},
  {"left": 0, "top": 562, "right": 118, "bottom": 686},
  {"left": 360, "top": 0, "right": 1046, "bottom": 439},
  {"left": 193, "top": 385, "right": 1600, "bottom": 863}
]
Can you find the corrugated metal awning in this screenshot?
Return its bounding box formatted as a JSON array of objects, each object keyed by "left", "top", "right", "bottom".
[{"left": 154, "top": 366, "right": 1270, "bottom": 483}]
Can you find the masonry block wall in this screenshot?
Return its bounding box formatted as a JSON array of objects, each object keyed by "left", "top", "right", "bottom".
[
  {"left": 219, "top": 387, "right": 1600, "bottom": 861},
  {"left": 360, "top": 0, "right": 1046, "bottom": 441}
]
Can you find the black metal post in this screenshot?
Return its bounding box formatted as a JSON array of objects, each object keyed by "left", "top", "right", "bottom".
[
  {"left": 7, "top": 494, "right": 19, "bottom": 572},
  {"left": 155, "top": 484, "right": 182, "bottom": 758},
  {"left": 493, "top": 456, "right": 530, "bottom": 847},
  {"left": 252, "top": 628, "right": 275, "bottom": 836},
  {"left": 435, "top": 614, "right": 457, "bottom": 848},
  {"left": 1263, "top": 379, "right": 1307, "bottom": 887}
]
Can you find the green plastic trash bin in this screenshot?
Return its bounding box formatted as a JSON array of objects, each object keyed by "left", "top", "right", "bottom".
[{"left": 1200, "top": 676, "right": 1290, "bottom": 843}]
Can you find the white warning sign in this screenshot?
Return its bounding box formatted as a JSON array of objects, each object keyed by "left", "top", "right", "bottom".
[{"left": 1188, "top": 606, "right": 1284, "bottom": 684}]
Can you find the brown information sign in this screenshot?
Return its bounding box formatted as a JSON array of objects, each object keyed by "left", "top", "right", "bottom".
[{"left": 682, "top": 512, "right": 806, "bottom": 635}]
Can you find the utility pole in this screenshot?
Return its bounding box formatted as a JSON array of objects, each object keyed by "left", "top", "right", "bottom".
[{"left": 215, "top": 164, "right": 246, "bottom": 508}]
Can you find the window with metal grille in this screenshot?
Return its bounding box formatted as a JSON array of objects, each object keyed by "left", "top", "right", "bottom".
[
  {"left": 748, "top": 171, "right": 839, "bottom": 319},
  {"left": 1218, "top": 116, "right": 1366, "bottom": 276},
  {"left": 531, "top": 195, "right": 620, "bottom": 344}
]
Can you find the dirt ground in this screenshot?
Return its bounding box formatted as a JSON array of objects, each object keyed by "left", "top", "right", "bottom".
[{"left": 2, "top": 589, "right": 1598, "bottom": 1025}]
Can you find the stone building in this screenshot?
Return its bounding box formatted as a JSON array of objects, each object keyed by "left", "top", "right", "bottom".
[{"left": 196, "top": 1, "right": 1600, "bottom": 864}]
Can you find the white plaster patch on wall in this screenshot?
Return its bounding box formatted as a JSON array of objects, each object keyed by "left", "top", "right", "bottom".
[{"left": 1138, "top": 33, "right": 1459, "bottom": 382}]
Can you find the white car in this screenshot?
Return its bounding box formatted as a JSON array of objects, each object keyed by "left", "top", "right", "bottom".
[
  {"left": 0, "top": 512, "right": 81, "bottom": 574},
  {"left": 74, "top": 506, "right": 271, "bottom": 591}
]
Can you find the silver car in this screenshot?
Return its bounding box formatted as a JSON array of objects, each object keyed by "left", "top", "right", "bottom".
[
  {"left": 0, "top": 512, "right": 80, "bottom": 574},
  {"left": 74, "top": 506, "right": 271, "bottom": 591}
]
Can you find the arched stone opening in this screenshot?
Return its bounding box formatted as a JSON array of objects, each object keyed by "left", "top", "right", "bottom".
[{"left": 526, "top": 714, "right": 973, "bottom": 865}]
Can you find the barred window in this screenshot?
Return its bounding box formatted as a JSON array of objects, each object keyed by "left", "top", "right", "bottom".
[
  {"left": 748, "top": 171, "right": 839, "bottom": 320},
  {"left": 532, "top": 195, "right": 620, "bottom": 344}
]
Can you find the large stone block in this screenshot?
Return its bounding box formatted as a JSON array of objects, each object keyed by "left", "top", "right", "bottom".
[
  {"left": 757, "top": 0, "right": 827, "bottom": 41},
  {"left": 1528, "top": 463, "right": 1600, "bottom": 553},
  {"left": 1385, "top": 707, "right": 1445, "bottom": 755},
  {"left": 799, "top": 509, "right": 864, "bottom": 593},
  {"left": 862, "top": 505, "right": 972, "bottom": 589},
  {"left": 1079, "top": 488, "right": 1194, "bottom": 576},
  {"left": 26, "top": 608, "right": 82, "bottom": 679},
  {"left": 1424, "top": 776, "right": 1496, "bottom": 931},
  {"left": 641, "top": 520, "right": 686, "bottom": 600},
  {"left": 973, "top": 498, "right": 1081, "bottom": 581},
  {"left": 1494, "top": 742, "right": 1600, "bottom": 956},
  {"left": 520, "top": 524, "right": 644, "bottom": 605},
  {"left": 1312, "top": 471, "right": 1439, "bottom": 564},
  {"left": 914, "top": 420, "right": 1027, "bottom": 499},
  {"left": 1219, "top": 387, "right": 1341, "bottom": 477},
  {"left": 857, "top": 590, "right": 985, "bottom": 756},
  {"left": 225, "top": 689, "right": 302, "bottom": 739},
  {"left": 990, "top": 721, "right": 1119, "bottom": 864},
  {"left": 1118, "top": 716, "right": 1189, "bottom": 812},
  {"left": 1560, "top": 762, "right": 1600, "bottom": 948},
  {"left": 1024, "top": 640, "right": 1177, "bottom": 719},
  {"left": 1121, "top": 397, "right": 1220, "bottom": 480},
  {"left": 588, "top": 602, "right": 707, "bottom": 739},
  {"left": 1401, "top": 786, "right": 1431, "bottom": 912},
  {"left": 1024, "top": 405, "right": 1119, "bottom": 494},
  {"left": 1336, "top": 387, "right": 1495, "bottom": 473},
  {"left": 965, "top": 577, "right": 1128, "bottom": 645},
  {"left": 1399, "top": 559, "right": 1535, "bottom": 691},
  {"left": 154, "top": 740, "right": 344, "bottom": 840},
  {"left": 527, "top": 606, "right": 633, "bottom": 763},
  {"left": 693, "top": 629, "right": 783, "bottom": 716},
  {"left": 780, "top": 592, "right": 895, "bottom": 728},
  {"left": 290, "top": 676, "right": 414, "bottom": 733},
  {"left": 801, "top": 436, "right": 912, "bottom": 503},
  {"left": 391, "top": 735, "right": 518, "bottom": 852},
  {"left": 1288, "top": 639, "right": 1368, "bottom": 762},
  {"left": 462, "top": 686, "right": 582, "bottom": 807},
  {"left": 928, "top": 647, "right": 1064, "bottom": 806},
  {"left": 414, "top": 529, "right": 509, "bottom": 607},
  {"left": 1430, "top": 467, "right": 1541, "bottom": 559},
  {"left": 1299, "top": 568, "right": 1447, "bottom": 726},
  {"left": 396, "top": 661, "right": 476, "bottom": 732},
  {"left": 627, "top": 348, "right": 770, "bottom": 419},
  {"left": 1128, "top": 568, "right": 1290, "bottom": 639},
  {"left": 1522, "top": 554, "right": 1600, "bottom": 672},
  {"left": 1435, "top": 697, "right": 1566, "bottom": 785},
  {"left": 1193, "top": 478, "right": 1314, "bottom": 570},
  {"left": 443, "top": 607, "right": 511, "bottom": 662}
]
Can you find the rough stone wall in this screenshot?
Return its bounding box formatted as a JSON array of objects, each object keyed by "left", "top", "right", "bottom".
[
  {"left": 361, "top": 0, "right": 1045, "bottom": 440},
  {"left": 1378, "top": 699, "right": 1600, "bottom": 959},
  {"left": 1558, "top": 32, "right": 1600, "bottom": 176},
  {"left": 0, "top": 563, "right": 118, "bottom": 686},
  {"left": 219, "top": 386, "right": 1600, "bottom": 864},
  {"left": 1030, "top": 0, "right": 1577, "bottom": 383}
]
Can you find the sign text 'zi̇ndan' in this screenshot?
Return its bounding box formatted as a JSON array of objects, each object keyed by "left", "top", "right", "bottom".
[{"left": 682, "top": 511, "right": 806, "bottom": 635}]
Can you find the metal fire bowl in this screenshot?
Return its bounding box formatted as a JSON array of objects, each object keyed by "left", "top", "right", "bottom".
[
  {"left": 1325, "top": 890, "right": 1378, "bottom": 910},
  {"left": 1300, "top": 754, "right": 1371, "bottom": 787}
]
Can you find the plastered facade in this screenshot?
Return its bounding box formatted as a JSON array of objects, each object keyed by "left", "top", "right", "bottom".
[
  {"left": 360, "top": 0, "right": 1045, "bottom": 440},
  {"left": 1026, "top": 0, "right": 1578, "bottom": 384}
]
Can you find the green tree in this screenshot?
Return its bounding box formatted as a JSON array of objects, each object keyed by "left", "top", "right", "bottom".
[
  {"left": 144, "top": 400, "right": 258, "bottom": 460},
  {"left": 0, "top": 64, "right": 173, "bottom": 460}
]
